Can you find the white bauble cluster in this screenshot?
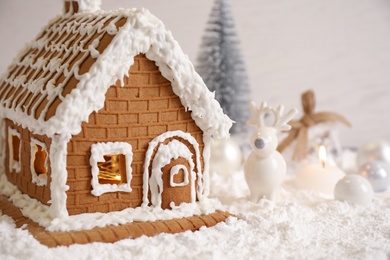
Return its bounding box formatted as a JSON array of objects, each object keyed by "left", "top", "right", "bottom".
[{"left": 334, "top": 175, "right": 374, "bottom": 206}]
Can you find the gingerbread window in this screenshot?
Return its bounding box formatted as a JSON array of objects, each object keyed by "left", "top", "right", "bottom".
[
  {"left": 90, "top": 142, "right": 133, "bottom": 196},
  {"left": 170, "top": 165, "right": 190, "bottom": 187},
  {"left": 30, "top": 138, "right": 48, "bottom": 186},
  {"left": 8, "top": 128, "right": 21, "bottom": 173}
]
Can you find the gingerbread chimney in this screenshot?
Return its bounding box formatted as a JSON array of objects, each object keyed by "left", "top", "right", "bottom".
[
  {"left": 64, "top": 0, "right": 79, "bottom": 14},
  {"left": 64, "top": 0, "right": 102, "bottom": 14}
]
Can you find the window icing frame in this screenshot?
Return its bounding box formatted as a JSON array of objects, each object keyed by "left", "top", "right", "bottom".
[
  {"left": 90, "top": 142, "right": 133, "bottom": 196},
  {"left": 8, "top": 127, "right": 22, "bottom": 173},
  {"left": 30, "top": 138, "right": 48, "bottom": 186}
]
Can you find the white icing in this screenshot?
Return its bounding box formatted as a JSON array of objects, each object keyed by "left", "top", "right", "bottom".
[
  {"left": 0, "top": 129, "right": 214, "bottom": 228},
  {"left": 0, "top": 7, "right": 232, "bottom": 224},
  {"left": 0, "top": 8, "right": 232, "bottom": 140},
  {"left": 47, "top": 198, "right": 221, "bottom": 232},
  {"left": 142, "top": 131, "right": 202, "bottom": 207},
  {"left": 30, "top": 138, "right": 48, "bottom": 186},
  {"left": 149, "top": 140, "right": 196, "bottom": 208},
  {"left": 0, "top": 173, "right": 52, "bottom": 228},
  {"left": 7, "top": 127, "right": 21, "bottom": 173},
  {"left": 0, "top": 170, "right": 222, "bottom": 232},
  {"left": 90, "top": 142, "right": 133, "bottom": 196},
  {"left": 0, "top": 119, "right": 6, "bottom": 180},
  {"left": 77, "top": 0, "right": 102, "bottom": 13},
  {"left": 47, "top": 134, "right": 70, "bottom": 218},
  {"left": 202, "top": 134, "right": 212, "bottom": 197}
]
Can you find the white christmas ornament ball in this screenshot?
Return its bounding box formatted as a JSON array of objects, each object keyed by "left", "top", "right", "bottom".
[
  {"left": 334, "top": 174, "right": 374, "bottom": 206},
  {"left": 358, "top": 161, "right": 390, "bottom": 192},
  {"left": 357, "top": 140, "right": 390, "bottom": 167},
  {"left": 210, "top": 139, "right": 242, "bottom": 177}
]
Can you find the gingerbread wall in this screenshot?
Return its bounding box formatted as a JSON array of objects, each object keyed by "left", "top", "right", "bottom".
[
  {"left": 66, "top": 54, "right": 205, "bottom": 215},
  {"left": 4, "top": 119, "right": 52, "bottom": 204}
]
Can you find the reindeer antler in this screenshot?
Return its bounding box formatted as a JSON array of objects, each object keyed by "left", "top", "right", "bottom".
[
  {"left": 247, "top": 101, "right": 298, "bottom": 131},
  {"left": 272, "top": 105, "right": 299, "bottom": 131},
  {"left": 247, "top": 101, "right": 270, "bottom": 128}
]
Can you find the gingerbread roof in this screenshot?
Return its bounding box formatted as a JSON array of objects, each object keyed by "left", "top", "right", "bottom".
[{"left": 0, "top": 8, "right": 232, "bottom": 139}]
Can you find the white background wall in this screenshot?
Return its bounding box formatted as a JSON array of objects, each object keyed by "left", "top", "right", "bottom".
[{"left": 0, "top": 0, "right": 389, "bottom": 148}]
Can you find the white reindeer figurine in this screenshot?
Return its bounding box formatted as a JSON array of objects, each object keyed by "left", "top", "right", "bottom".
[{"left": 244, "top": 101, "right": 298, "bottom": 202}]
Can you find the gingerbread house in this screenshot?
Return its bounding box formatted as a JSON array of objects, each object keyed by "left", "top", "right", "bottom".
[{"left": 0, "top": 0, "right": 232, "bottom": 232}]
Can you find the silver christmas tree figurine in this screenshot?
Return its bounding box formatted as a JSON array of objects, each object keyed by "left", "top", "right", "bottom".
[{"left": 196, "top": 0, "right": 251, "bottom": 135}]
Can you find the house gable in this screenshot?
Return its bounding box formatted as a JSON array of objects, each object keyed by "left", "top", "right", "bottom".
[{"left": 66, "top": 55, "right": 204, "bottom": 215}]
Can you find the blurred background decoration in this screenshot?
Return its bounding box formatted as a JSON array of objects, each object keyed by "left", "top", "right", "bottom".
[
  {"left": 277, "top": 89, "right": 351, "bottom": 164},
  {"left": 196, "top": 0, "right": 251, "bottom": 136},
  {"left": 1, "top": 0, "right": 390, "bottom": 148}
]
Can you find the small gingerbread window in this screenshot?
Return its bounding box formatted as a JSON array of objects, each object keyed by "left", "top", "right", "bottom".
[
  {"left": 8, "top": 128, "right": 21, "bottom": 173},
  {"left": 97, "top": 154, "right": 127, "bottom": 185},
  {"left": 170, "top": 165, "right": 189, "bottom": 187},
  {"left": 90, "top": 142, "right": 133, "bottom": 196},
  {"left": 30, "top": 138, "right": 48, "bottom": 186}
]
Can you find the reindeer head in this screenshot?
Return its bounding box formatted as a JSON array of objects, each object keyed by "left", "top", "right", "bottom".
[{"left": 247, "top": 101, "right": 298, "bottom": 158}]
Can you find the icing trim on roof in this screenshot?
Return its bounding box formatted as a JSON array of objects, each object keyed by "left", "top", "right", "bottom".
[{"left": 0, "top": 8, "right": 232, "bottom": 139}]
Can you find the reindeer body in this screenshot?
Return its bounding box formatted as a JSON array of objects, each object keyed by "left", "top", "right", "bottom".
[
  {"left": 244, "top": 102, "right": 298, "bottom": 202},
  {"left": 244, "top": 149, "right": 286, "bottom": 201}
]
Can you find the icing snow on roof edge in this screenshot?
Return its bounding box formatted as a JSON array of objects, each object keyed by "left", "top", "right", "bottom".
[
  {"left": 49, "top": 8, "right": 233, "bottom": 139},
  {"left": 0, "top": 8, "right": 233, "bottom": 139},
  {"left": 78, "top": 0, "right": 102, "bottom": 13}
]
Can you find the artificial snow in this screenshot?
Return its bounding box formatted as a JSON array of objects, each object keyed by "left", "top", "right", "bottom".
[{"left": 1, "top": 169, "right": 389, "bottom": 259}]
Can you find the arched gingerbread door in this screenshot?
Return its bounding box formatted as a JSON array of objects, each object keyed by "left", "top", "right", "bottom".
[
  {"left": 161, "top": 157, "right": 192, "bottom": 209},
  {"left": 142, "top": 131, "right": 202, "bottom": 209}
]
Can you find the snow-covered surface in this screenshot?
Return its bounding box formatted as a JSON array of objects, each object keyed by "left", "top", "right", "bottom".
[
  {"left": 1, "top": 159, "right": 390, "bottom": 259},
  {"left": 0, "top": 148, "right": 389, "bottom": 258},
  {"left": 0, "top": 1, "right": 390, "bottom": 259}
]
